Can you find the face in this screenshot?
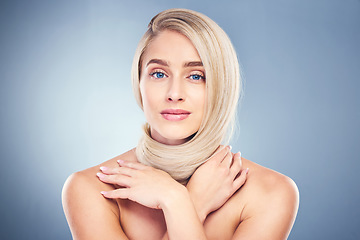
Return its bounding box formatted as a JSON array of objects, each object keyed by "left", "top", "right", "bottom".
[{"left": 139, "top": 30, "right": 206, "bottom": 145}]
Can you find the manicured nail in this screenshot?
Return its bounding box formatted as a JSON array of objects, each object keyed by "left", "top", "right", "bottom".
[
  {"left": 96, "top": 172, "right": 104, "bottom": 178},
  {"left": 100, "top": 191, "right": 107, "bottom": 195},
  {"left": 245, "top": 168, "right": 249, "bottom": 174},
  {"left": 117, "top": 159, "right": 124, "bottom": 164},
  {"left": 100, "top": 166, "right": 107, "bottom": 171}
]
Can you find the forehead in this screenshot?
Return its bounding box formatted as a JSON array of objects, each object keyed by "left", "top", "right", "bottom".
[{"left": 141, "top": 30, "right": 202, "bottom": 65}]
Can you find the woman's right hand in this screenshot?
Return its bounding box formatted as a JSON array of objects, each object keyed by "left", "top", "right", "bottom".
[{"left": 186, "top": 146, "right": 248, "bottom": 223}]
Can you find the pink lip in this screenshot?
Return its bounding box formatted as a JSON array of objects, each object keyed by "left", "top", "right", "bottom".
[{"left": 161, "top": 109, "right": 191, "bottom": 121}]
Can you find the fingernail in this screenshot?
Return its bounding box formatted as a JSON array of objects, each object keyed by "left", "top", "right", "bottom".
[
  {"left": 100, "top": 166, "right": 107, "bottom": 171},
  {"left": 96, "top": 172, "right": 104, "bottom": 178},
  {"left": 117, "top": 159, "right": 124, "bottom": 164},
  {"left": 228, "top": 145, "right": 232, "bottom": 150},
  {"left": 245, "top": 168, "right": 249, "bottom": 174},
  {"left": 100, "top": 191, "right": 107, "bottom": 195}
]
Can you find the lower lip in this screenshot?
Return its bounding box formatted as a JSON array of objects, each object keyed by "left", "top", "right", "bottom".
[{"left": 161, "top": 113, "right": 190, "bottom": 121}]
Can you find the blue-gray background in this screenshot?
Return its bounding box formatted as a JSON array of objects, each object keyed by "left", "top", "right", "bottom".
[{"left": 1, "top": 0, "right": 359, "bottom": 239}]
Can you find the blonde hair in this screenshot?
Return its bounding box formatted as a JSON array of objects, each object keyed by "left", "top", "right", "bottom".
[{"left": 132, "top": 8, "right": 241, "bottom": 184}]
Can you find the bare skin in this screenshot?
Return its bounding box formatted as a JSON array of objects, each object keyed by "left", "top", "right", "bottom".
[
  {"left": 62, "top": 30, "right": 299, "bottom": 239},
  {"left": 62, "top": 147, "right": 299, "bottom": 240}
]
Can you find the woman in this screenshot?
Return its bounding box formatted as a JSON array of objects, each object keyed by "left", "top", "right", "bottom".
[{"left": 62, "top": 8, "right": 299, "bottom": 240}]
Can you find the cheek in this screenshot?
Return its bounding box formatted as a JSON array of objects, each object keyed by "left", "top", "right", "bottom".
[
  {"left": 200, "top": 90, "right": 207, "bottom": 105},
  {"left": 197, "top": 90, "right": 207, "bottom": 122},
  {"left": 192, "top": 87, "right": 206, "bottom": 110},
  {"left": 140, "top": 82, "right": 160, "bottom": 114}
]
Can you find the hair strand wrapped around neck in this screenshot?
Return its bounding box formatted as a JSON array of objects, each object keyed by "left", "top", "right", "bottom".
[{"left": 132, "top": 8, "right": 241, "bottom": 184}]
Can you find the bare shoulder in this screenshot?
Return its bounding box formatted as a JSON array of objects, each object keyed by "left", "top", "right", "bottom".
[
  {"left": 233, "top": 158, "right": 299, "bottom": 239},
  {"left": 62, "top": 148, "right": 137, "bottom": 198},
  {"left": 62, "top": 149, "right": 135, "bottom": 200},
  {"left": 62, "top": 149, "right": 136, "bottom": 239},
  {"left": 243, "top": 158, "right": 299, "bottom": 203}
]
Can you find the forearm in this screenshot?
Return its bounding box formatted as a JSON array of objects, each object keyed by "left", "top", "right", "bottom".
[{"left": 161, "top": 186, "right": 207, "bottom": 240}]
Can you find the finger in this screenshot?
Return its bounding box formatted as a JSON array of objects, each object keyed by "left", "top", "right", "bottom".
[
  {"left": 232, "top": 152, "right": 242, "bottom": 168},
  {"left": 229, "top": 152, "right": 242, "bottom": 179},
  {"left": 117, "top": 159, "right": 148, "bottom": 170},
  {"left": 100, "top": 166, "right": 136, "bottom": 177},
  {"left": 101, "top": 188, "right": 129, "bottom": 199},
  {"left": 233, "top": 168, "right": 249, "bottom": 190},
  {"left": 97, "top": 172, "right": 132, "bottom": 187},
  {"left": 213, "top": 145, "right": 226, "bottom": 154},
  {"left": 220, "top": 147, "right": 233, "bottom": 167},
  {"left": 209, "top": 145, "right": 230, "bottom": 164}
]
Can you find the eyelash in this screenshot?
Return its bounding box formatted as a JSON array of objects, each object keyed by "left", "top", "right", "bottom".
[
  {"left": 188, "top": 73, "right": 205, "bottom": 81},
  {"left": 149, "top": 70, "right": 205, "bottom": 81},
  {"left": 150, "top": 70, "right": 167, "bottom": 79}
]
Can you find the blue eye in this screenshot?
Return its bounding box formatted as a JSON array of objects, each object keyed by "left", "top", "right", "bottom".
[
  {"left": 189, "top": 74, "right": 205, "bottom": 81},
  {"left": 151, "top": 71, "right": 166, "bottom": 79}
]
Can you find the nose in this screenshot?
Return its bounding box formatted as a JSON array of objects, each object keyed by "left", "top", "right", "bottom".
[{"left": 166, "top": 77, "right": 185, "bottom": 102}]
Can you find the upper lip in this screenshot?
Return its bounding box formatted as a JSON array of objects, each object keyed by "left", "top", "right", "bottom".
[{"left": 161, "top": 109, "right": 191, "bottom": 114}]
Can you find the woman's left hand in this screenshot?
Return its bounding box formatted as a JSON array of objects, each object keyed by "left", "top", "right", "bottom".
[
  {"left": 97, "top": 160, "right": 184, "bottom": 210},
  {"left": 186, "top": 147, "right": 248, "bottom": 222}
]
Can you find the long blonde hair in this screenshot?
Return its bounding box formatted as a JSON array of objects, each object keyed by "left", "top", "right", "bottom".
[{"left": 132, "top": 8, "right": 241, "bottom": 183}]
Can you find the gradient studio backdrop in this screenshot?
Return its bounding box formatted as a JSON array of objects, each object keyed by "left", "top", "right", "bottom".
[{"left": 1, "top": 0, "right": 359, "bottom": 239}]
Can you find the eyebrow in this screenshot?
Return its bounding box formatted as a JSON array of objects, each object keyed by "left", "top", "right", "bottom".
[
  {"left": 145, "top": 59, "right": 203, "bottom": 68},
  {"left": 184, "top": 61, "right": 203, "bottom": 67},
  {"left": 146, "top": 59, "right": 169, "bottom": 67}
]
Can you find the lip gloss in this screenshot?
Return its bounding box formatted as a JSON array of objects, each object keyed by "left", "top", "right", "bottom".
[
  {"left": 161, "top": 113, "right": 190, "bottom": 121},
  {"left": 160, "top": 109, "right": 191, "bottom": 121}
]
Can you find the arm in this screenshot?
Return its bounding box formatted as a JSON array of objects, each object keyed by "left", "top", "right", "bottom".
[
  {"left": 99, "top": 146, "right": 248, "bottom": 240},
  {"left": 99, "top": 161, "right": 207, "bottom": 239},
  {"left": 161, "top": 147, "right": 249, "bottom": 240},
  {"left": 62, "top": 172, "right": 129, "bottom": 240}
]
